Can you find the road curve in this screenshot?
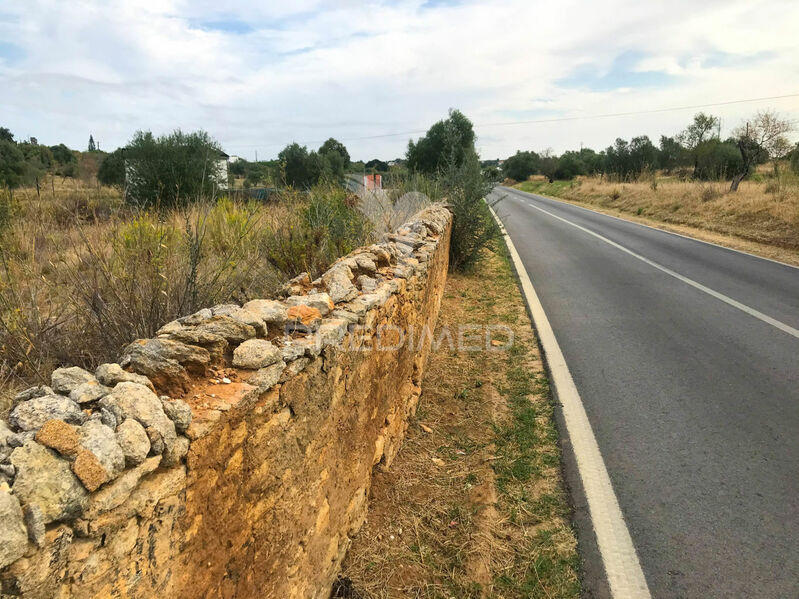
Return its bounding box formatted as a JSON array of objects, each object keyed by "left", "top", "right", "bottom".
[{"left": 490, "top": 186, "right": 799, "bottom": 598}]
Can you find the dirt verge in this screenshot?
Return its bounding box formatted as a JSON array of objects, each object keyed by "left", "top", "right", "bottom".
[{"left": 338, "top": 248, "right": 581, "bottom": 598}]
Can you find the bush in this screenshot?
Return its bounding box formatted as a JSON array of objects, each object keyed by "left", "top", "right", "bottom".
[
  {"left": 442, "top": 151, "right": 499, "bottom": 272},
  {"left": 123, "top": 130, "right": 226, "bottom": 208}
]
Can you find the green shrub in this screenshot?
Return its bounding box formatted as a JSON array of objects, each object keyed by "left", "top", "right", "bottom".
[{"left": 441, "top": 151, "right": 499, "bottom": 272}]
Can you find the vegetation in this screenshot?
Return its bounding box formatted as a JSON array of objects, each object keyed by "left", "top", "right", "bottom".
[
  {"left": 503, "top": 110, "right": 793, "bottom": 190},
  {"left": 404, "top": 110, "right": 499, "bottom": 271},
  {"left": 0, "top": 178, "right": 371, "bottom": 392},
  {"left": 407, "top": 109, "right": 476, "bottom": 175},
  {"left": 121, "top": 129, "right": 227, "bottom": 208}
]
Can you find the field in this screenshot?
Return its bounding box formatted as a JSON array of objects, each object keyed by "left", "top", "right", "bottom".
[
  {"left": 510, "top": 169, "right": 799, "bottom": 265},
  {"left": 339, "top": 248, "right": 580, "bottom": 598},
  {"left": 0, "top": 177, "right": 370, "bottom": 410}
]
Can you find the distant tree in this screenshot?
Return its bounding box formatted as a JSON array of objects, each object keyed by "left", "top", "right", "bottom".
[
  {"left": 679, "top": 113, "right": 720, "bottom": 178},
  {"left": 319, "top": 138, "right": 350, "bottom": 166},
  {"left": 97, "top": 148, "right": 126, "bottom": 188},
  {"left": 88, "top": 135, "right": 96, "bottom": 152},
  {"left": 658, "top": 136, "right": 688, "bottom": 173},
  {"left": 502, "top": 150, "right": 540, "bottom": 181},
  {"left": 279, "top": 143, "right": 326, "bottom": 189},
  {"left": 364, "top": 159, "right": 389, "bottom": 172},
  {"left": 577, "top": 148, "right": 604, "bottom": 175},
  {"left": 539, "top": 149, "right": 559, "bottom": 183},
  {"left": 554, "top": 151, "right": 585, "bottom": 180},
  {"left": 0, "top": 140, "right": 25, "bottom": 189},
  {"left": 693, "top": 139, "right": 742, "bottom": 180},
  {"left": 318, "top": 138, "right": 349, "bottom": 180},
  {"left": 407, "top": 109, "right": 475, "bottom": 174},
  {"left": 124, "top": 129, "right": 226, "bottom": 207},
  {"left": 49, "top": 143, "right": 75, "bottom": 165},
  {"left": 629, "top": 135, "right": 658, "bottom": 175},
  {"left": 791, "top": 142, "right": 799, "bottom": 175},
  {"left": 0, "top": 127, "right": 14, "bottom": 143},
  {"left": 730, "top": 110, "right": 793, "bottom": 191}
]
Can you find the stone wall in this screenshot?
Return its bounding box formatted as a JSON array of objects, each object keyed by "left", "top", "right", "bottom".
[{"left": 0, "top": 205, "right": 452, "bottom": 599}]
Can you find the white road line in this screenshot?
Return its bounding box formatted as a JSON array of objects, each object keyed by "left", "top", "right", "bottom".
[
  {"left": 505, "top": 187, "right": 799, "bottom": 271},
  {"left": 489, "top": 205, "right": 652, "bottom": 599},
  {"left": 520, "top": 200, "right": 799, "bottom": 340}
]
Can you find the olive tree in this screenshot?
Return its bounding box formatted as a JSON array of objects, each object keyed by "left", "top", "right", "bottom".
[{"left": 730, "top": 111, "right": 793, "bottom": 191}]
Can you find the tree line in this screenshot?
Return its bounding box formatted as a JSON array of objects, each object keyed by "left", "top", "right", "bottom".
[{"left": 502, "top": 111, "right": 797, "bottom": 191}]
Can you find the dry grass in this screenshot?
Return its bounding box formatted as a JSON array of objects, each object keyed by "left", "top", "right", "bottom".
[
  {"left": 512, "top": 173, "right": 799, "bottom": 264},
  {"left": 0, "top": 177, "right": 370, "bottom": 399},
  {"left": 338, "top": 248, "right": 580, "bottom": 598}
]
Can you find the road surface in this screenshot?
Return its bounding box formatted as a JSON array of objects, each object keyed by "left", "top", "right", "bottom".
[{"left": 490, "top": 186, "right": 799, "bottom": 598}]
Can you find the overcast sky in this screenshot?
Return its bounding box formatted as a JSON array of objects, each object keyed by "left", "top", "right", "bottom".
[{"left": 1, "top": 0, "right": 798, "bottom": 161}]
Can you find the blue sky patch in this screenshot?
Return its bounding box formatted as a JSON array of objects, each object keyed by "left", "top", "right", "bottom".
[
  {"left": 0, "top": 41, "right": 23, "bottom": 62},
  {"left": 557, "top": 51, "right": 674, "bottom": 92},
  {"left": 192, "top": 18, "right": 254, "bottom": 34}
]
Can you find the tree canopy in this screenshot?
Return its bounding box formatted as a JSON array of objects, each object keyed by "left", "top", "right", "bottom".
[{"left": 406, "top": 109, "right": 476, "bottom": 174}]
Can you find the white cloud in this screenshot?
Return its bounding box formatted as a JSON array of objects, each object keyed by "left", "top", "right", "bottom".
[{"left": 1, "top": 0, "right": 797, "bottom": 159}]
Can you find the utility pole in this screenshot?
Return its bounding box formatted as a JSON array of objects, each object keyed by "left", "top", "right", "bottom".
[{"left": 255, "top": 150, "right": 258, "bottom": 162}]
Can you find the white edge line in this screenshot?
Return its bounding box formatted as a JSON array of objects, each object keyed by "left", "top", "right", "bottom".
[
  {"left": 515, "top": 198, "right": 799, "bottom": 340},
  {"left": 502, "top": 185, "right": 799, "bottom": 271},
  {"left": 488, "top": 201, "right": 652, "bottom": 599}
]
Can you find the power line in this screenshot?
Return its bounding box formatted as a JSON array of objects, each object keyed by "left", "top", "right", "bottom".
[{"left": 228, "top": 92, "right": 799, "bottom": 151}]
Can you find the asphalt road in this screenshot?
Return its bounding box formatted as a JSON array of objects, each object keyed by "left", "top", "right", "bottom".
[{"left": 490, "top": 186, "right": 799, "bottom": 598}]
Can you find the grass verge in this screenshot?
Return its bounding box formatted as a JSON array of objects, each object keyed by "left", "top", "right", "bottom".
[
  {"left": 337, "top": 247, "right": 580, "bottom": 598},
  {"left": 510, "top": 175, "right": 799, "bottom": 267}
]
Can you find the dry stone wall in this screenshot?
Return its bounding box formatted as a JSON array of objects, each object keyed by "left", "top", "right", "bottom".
[{"left": 0, "top": 204, "right": 452, "bottom": 599}]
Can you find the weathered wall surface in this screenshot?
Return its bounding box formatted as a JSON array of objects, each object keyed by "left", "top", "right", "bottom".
[{"left": 0, "top": 205, "right": 451, "bottom": 599}]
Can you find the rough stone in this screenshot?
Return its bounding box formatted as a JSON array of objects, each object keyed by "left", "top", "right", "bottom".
[
  {"left": 194, "top": 315, "right": 257, "bottom": 345},
  {"left": 7, "top": 431, "right": 35, "bottom": 448},
  {"left": 35, "top": 419, "right": 80, "bottom": 457},
  {"left": 279, "top": 357, "right": 310, "bottom": 382},
  {"left": 248, "top": 361, "right": 286, "bottom": 390},
  {"left": 99, "top": 407, "right": 117, "bottom": 429},
  {"left": 161, "top": 398, "right": 192, "bottom": 433},
  {"left": 51, "top": 366, "right": 97, "bottom": 395},
  {"left": 280, "top": 342, "right": 307, "bottom": 363},
  {"left": 115, "top": 419, "right": 150, "bottom": 466},
  {"left": 285, "top": 293, "right": 334, "bottom": 316},
  {"left": 77, "top": 420, "right": 125, "bottom": 479},
  {"left": 322, "top": 265, "right": 358, "bottom": 303},
  {"left": 9, "top": 394, "right": 86, "bottom": 432},
  {"left": 72, "top": 449, "right": 108, "bottom": 492},
  {"left": 235, "top": 308, "right": 269, "bottom": 337},
  {"left": 179, "top": 307, "right": 213, "bottom": 325},
  {"left": 10, "top": 441, "right": 89, "bottom": 523},
  {"left": 82, "top": 456, "right": 160, "bottom": 519},
  {"left": 13, "top": 386, "right": 54, "bottom": 403},
  {"left": 146, "top": 427, "right": 165, "bottom": 455},
  {"left": 164, "top": 328, "right": 228, "bottom": 361},
  {"left": 210, "top": 303, "right": 241, "bottom": 316},
  {"left": 233, "top": 339, "right": 283, "bottom": 369},
  {"left": 331, "top": 308, "right": 361, "bottom": 324},
  {"left": 0, "top": 486, "right": 28, "bottom": 568},
  {"left": 69, "top": 380, "right": 111, "bottom": 404},
  {"left": 120, "top": 338, "right": 210, "bottom": 392},
  {"left": 161, "top": 435, "right": 189, "bottom": 467},
  {"left": 23, "top": 502, "right": 46, "bottom": 548},
  {"left": 317, "top": 319, "right": 348, "bottom": 348},
  {"left": 95, "top": 363, "right": 155, "bottom": 391},
  {"left": 155, "top": 320, "right": 184, "bottom": 336},
  {"left": 243, "top": 299, "right": 289, "bottom": 325},
  {"left": 355, "top": 254, "right": 377, "bottom": 274},
  {"left": 100, "top": 382, "right": 177, "bottom": 457},
  {"left": 357, "top": 275, "right": 377, "bottom": 293},
  {"left": 286, "top": 305, "right": 323, "bottom": 331}
]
